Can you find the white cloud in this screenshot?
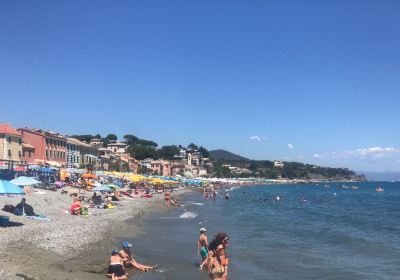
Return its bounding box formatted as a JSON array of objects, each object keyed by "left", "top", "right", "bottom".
[
  {"left": 314, "top": 147, "right": 400, "bottom": 160},
  {"left": 287, "top": 144, "right": 294, "bottom": 150},
  {"left": 298, "top": 155, "right": 304, "bottom": 159},
  {"left": 250, "top": 136, "right": 262, "bottom": 143}
]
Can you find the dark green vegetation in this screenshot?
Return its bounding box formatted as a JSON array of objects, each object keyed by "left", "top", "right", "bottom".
[{"left": 210, "top": 150, "right": 366, "bottom": 181}]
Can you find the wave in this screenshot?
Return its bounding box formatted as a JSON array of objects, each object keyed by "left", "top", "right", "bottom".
[
  {"left": 191, "top": 202, "right": 204, "bottom": 206},
  {"left": 179, "top": 211, "right": 198, "bottom": 219}
]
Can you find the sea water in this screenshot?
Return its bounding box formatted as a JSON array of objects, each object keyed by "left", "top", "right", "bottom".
[{"left": 123, "top": 182, "right": 400, "bottom": 280}]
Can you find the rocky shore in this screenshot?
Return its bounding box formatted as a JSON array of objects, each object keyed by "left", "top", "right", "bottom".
[{"left": 0, "top": 188, "right": 185, "bottom": 280}]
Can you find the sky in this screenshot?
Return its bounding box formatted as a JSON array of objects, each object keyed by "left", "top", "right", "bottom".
[{"left": 0, "top": 0, "right": 399, "bottom": 172}]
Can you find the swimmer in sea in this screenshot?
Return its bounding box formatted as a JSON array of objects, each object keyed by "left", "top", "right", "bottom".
[{"left": 225, "top": 193, "right": 229, "bottom": 200}]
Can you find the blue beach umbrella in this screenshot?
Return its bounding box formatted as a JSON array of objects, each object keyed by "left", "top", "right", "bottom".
[
  {"left": 0, "top": 180, "right": 25, "bottom": 195},
  {"left": 10, "top": 176, "right": 40, "bottom": 186}
]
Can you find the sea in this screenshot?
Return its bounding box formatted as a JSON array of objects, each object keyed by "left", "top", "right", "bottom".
[{"left": 119, "top": 182, "right": 400, "bottom": 280}]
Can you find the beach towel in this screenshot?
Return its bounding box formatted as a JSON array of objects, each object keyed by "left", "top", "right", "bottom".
[{"left": 26, "top": 215, "right": 50, "bottom": 222}]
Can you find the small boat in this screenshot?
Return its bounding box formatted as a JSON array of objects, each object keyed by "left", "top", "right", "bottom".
[
  {"left": 351, "top": 186, "right": 359, "bottom": 190},
  {"left": 375, "top": 187, "right": 384, "bottom": 192}
]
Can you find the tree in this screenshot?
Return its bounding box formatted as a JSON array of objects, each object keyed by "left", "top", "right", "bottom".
[
  {"left": 128, "top": 146, "right": 159, "bottom": 160},
  {"left": 136, "top": 139, "right": 158, "bottom": 147},
  {"left": 188, "top": 143, "right": 198, "bottom": 150},
  {"left": 160, "top": 145, "right": 180, "bottom": 160},
  {"left": 198, "top": 146, "right": 209, "bottom": 158},
  {"left": 106, "top": 134, "right": 118, "bottom": 142},
  {"left": 123, "top": 134, "right": 139, "bottom": 145}
]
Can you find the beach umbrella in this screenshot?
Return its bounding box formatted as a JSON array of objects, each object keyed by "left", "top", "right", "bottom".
[
  {"left": 82, "top": 173, "right": 97, "bottom": 179},
  {"left": 92, "top": 185, "right": 112, "bottom": 192},
  {"left": 14, "top": 166, "right": 27, "bottom": 172},
  {"left": 0, "top": 180, "right": 25, "bottom": 195},
  {"left": 10, "top": 176, "right": 40, "bottom": 186},
  {"left": 40, "top": 167, "right": 53, "bottom": 173},
  {"left": 28, "top": 164, "right": 41, "bottom": 170}
]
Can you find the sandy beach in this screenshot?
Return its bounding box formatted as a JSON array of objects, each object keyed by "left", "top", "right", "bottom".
[{"left": 0, "top": 188, "right": 188, "bottom": 280}]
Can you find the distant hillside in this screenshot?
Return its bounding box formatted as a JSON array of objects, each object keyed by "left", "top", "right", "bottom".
[
  {"left": 360, "top": 171, "right": 400, "bottom": 182},
  {"left": 209, "top": 149, "right": 250, "bottom": 161},
  {"left": 209, "top": 150, "right": 365, "bottom": 181}
]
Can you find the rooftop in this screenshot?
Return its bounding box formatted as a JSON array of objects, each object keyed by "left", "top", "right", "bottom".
[{"left": 0, "top": 123, "right": 21, "bottom": 136}]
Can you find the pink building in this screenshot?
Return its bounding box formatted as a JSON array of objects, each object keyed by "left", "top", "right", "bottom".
[
  {"left": 150, "top": 160, "right": 171, "bottom": 176},
  {"left": 18, "top": 128, "right": 67, "bottom": 167}
]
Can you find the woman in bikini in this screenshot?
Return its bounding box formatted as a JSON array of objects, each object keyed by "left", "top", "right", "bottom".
[
  {"left": 206, "top": 233, "right": 230, "bottom": 279},
  {"left": 209, "top": 244, "right": 227, "bottom": 280}
]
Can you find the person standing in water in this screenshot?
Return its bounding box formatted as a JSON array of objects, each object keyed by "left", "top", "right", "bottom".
[
  {"left": 206, "top": 233, "right": 230, "bottom": 280},
  {"left": 198, "top": 228, "right": 209, "bottom": 265},
  {"left": 165, "top": 191, "right": 171, "bottom": 206},
  {"left": 209, "top": 244, "right": 227, "bottom": 280}
]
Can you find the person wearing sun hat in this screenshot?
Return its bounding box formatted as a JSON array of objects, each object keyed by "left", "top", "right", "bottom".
[
  {"left": 119, "top": 241, "right": 157, "bottom": 271},
  {"left": 198, "top": 227, "right": 209, "bottom": 270}
]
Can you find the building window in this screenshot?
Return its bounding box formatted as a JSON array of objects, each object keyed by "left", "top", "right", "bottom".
[
  {"left": 19, "top": 138, "right": 22, "bottom": 145},
  {"left": 8, "top": 149, "right": 11, "bottom": 157},
  {"left": 8, "top": 137, "right": 11, "bottom": 143},
  {"left": 49, "top": 150, "right": 52, "bottom": 157},
  {"left": 18, "top": 151, "right": 22, "bottom": 157},
  {"left": 29, "top": 151, "right": 31, "bottom": 157}
]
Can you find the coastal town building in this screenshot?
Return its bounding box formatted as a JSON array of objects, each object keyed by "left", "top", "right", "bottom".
[
  {"left": 66, "top": 137, "right": 82, "bottom": 168},
  {"left": 18, "top": 128, "right": 67, "bottom": 167},
  {"left": 150, "top": 160, "right": 171, "bottom": 176},
  {"left": 0, "top": 124, "right": 23, "bottom": 164},
  {"left": 107, "top": 141, "right": 128, "bottom": 154},
  {"left": 89, "top": 138, "right": 102, "bottom": 147},
  {"left": 22, "top": 140, "right": 35, "bottom": 164},
  {"left": 274, "top": 161, "right": 284, "bottom": 168}
]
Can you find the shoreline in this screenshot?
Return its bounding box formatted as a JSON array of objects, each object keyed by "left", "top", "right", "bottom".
[{"left": 0, "top": 188, "right": 191, "bottom": 280}]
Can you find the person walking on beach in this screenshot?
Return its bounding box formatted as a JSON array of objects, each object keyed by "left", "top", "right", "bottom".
[
  {"left": 119, "top": 242, "right": 157, "bottom": 272},
  {"left": 198, "top": 228, "right": 209, "bottom": 264},
  {"left": 107, "top": 249, "right": 128, "bottom": 280}
]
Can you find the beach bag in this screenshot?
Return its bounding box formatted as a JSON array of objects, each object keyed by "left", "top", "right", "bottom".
[
  {"left": 106, "top": 204, "right": 115, "bottom": 209},
  {"left": 80, "top": 207, "right": 89, "bottom": 216}
]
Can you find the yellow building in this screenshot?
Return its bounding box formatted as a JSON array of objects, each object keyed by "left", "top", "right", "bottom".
[{"left": 0, "top": 124, "right": 23, "bottom": 163}]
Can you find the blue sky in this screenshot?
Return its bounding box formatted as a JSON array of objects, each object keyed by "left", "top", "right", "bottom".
[{"left": 1, "top": 1, "right": 399, "bottom": 172}]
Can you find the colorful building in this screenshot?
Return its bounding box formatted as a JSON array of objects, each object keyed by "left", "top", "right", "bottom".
[
  {"left": 0, "top": 124, "right": 23, "bottom": 163},
  {"left": 18, "top": 128, "right": 67, "bottom": 167}
]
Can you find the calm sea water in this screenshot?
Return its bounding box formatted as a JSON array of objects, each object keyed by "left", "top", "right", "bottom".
[{"left": 121, "top": 182, "right": 400, "bottom": 280}]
